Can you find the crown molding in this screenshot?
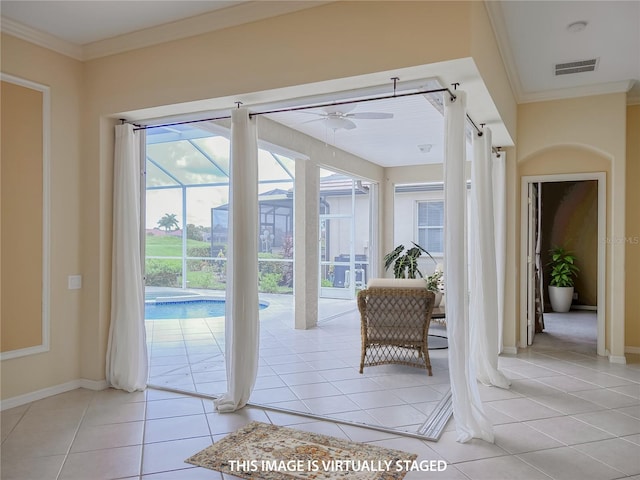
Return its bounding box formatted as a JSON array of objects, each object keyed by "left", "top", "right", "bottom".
[
  {"left": 484, "top": 0, "right": 523, "bottom": 103},
  {"left": 519, "top": 80, "right": 635, "bottom": 104},
  {"left": 84, "top": 0, "right": 329, "bottom": 60},
  {"left": 483, "top": 1, "right": 639, "bottom": 106},
  {"left": 627, "top": 81, "right": 640, "bottom": 105},
  {"left": 2, "top": 1, "right": 330, "bottom": 61},
  {"left": 0, "top": 16, "right": 83, "bottom": 60}
]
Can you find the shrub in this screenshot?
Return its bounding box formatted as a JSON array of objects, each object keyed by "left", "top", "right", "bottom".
[
  {"left": 187, "top": 246, "right": 211, "bottom": 257},
  {"left": 145, "top": 259, "right": 181, "bottom": 287},
  {"left": 259, "top": 273, "right": 282, "bottom": 293}
]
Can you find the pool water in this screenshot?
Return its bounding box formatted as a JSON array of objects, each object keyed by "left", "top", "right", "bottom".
[{"left": 145, "top": 299, "right": 267, "bottom": 320}]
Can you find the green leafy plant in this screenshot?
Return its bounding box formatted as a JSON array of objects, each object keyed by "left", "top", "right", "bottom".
[
  {"left": 259, "top": 272, "right": 282, "bottom": 293},
  {"left": 145, "top": 259, "right": 181, "bottom": 287},
  {"left": 425, "top": 270, "right": 444, "bottom": 293},
  {"left": 548, "top": 246, "right": 579, "bottom": 287},
  {"left": 384, "top": 242, "right": 435, "bottom": 279}
]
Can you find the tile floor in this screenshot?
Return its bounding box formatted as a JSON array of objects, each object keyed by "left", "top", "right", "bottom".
[
  {"left": 2, "top": 311, "right": 640, "bottom": 479},
  {"left": 145, "top": 292, "right": 451, "bottom": 436}
]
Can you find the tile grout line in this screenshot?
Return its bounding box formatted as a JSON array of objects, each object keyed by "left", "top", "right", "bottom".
[{"left": 54, "top": 392, "right": 94, "bottom": 480}]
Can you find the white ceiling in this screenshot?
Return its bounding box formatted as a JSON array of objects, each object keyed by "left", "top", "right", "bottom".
[
  {"left": 0, "top": 1, "right": 238, "bottom": 45},
  {"left": 267, "top": 92, "right": 448, "bottom": 167},
  {"left": 487, "top": 1, "right": 640, "bottom": 102},
  {"left": 1, "top": 0, "right": 638, "bottom": 167}
]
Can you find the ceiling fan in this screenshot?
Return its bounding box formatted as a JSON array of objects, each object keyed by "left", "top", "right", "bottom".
[{"left": 301, "top": 104, "right": 393, "bottom": 130}]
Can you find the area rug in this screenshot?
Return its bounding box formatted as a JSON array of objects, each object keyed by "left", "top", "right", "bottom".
[{"left": 185, "top": 421, "right": 419, "bottom": 479}]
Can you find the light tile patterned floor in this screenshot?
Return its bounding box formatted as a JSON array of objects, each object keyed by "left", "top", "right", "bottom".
[
  {"left": 146, "top": 293, "right": 452, "bottom": 435},
  {"left": 2, "top": 310, "right": 640, "bottom": 479}
]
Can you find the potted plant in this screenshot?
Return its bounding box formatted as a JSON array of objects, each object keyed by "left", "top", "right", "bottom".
[
  {"left": 425, "top": 269, "right": 444, "bottom": 307},
  {"left": 548, "top": 245, "right": 579, "bottom": 312},
  {"left": 384, "top": 242, "right": 435, "bottom": 279}
]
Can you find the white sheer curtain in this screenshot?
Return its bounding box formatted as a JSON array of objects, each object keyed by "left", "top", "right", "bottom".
[
  {"left": 214, "top": 108, "right": 260, "bottom": 413},
  {"left": 106, "top": 124, "right": 148, "bottom": 392},
  {"left": 470, "top": 128, "right": 510, "bottom": 389},
  {"left": 492, "top": 151, "right": 507, "bottom": 353},
  {"left": 444, "top": 91, "right": 493, "bottom": 443}
]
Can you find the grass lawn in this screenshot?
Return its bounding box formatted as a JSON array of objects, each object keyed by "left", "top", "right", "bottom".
[
  {"left": 145, "top": 234, "right": 292, "bottom": 294},
  {"left": 146, "top": 234, "right": 210, "bottom": 257}
]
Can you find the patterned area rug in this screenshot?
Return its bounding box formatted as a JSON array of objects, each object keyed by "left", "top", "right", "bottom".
[{"left": 186, "top": 421, "right": 418, "bottom": 479}]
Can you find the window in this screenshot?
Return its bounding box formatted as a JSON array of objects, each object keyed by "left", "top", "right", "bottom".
[{"left": 417, "top": 200, "right": 444, "bottom": 254}]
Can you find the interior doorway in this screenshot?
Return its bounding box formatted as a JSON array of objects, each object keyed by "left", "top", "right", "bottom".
[{"left": 520, "top": 173, "right": 606, "bottom": 356}]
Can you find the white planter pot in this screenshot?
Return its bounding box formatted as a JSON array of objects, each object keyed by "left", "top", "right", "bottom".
[
  {"left": 434, "top": 292, "right": 443, "bottom": 307},
  {"left": 549, "top": 286, "right": 574, "bottom": 313}
]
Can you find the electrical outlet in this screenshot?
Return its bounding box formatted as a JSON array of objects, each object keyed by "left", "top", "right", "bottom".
[{"left": 68, "top": 275, "right": 82, "bottom": 290}]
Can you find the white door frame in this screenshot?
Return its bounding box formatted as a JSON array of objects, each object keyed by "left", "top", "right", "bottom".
[
  {"left": 525, "top": 182, "right": 538, "bottom": 346},
  {"left": 520, "top": 172, "right": 606, "bottom": 356}
]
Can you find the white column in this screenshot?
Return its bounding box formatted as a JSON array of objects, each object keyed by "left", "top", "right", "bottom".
[{"left": 294, "top": 158, "right": 319, "bottom": 329}]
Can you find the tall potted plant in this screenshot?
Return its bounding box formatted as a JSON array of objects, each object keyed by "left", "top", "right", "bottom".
[{"left": 548, "top": 245, "right": 579, "bottom": 312}]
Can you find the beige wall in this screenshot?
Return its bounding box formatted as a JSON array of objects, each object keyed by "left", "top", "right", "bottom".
[
  {"left": 540, "top": 181, "right": 598, "bottom": 307},
  {"left": 79, "top": 1, "right": 516, "bottom": 381},
  {"left": 517, "top": 93, "right": 627, "bottom": 358},
  {"left": 1, "top": 80, "right": 43, "bottom": 352},
  {"left": 1, "top": 34, "right": 84, "bottom": 399},
  {"left": 626, "top": 105, "right": 640, "bottom": 350},
  {"left": 17, "top": 0, "right": 637, "bottom": 401},
  {"left": 382, "top": 164, "right": 444, "bottom": 273}
]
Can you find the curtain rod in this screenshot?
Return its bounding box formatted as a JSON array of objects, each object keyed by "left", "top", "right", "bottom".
[
  {"left": 133, "top": 115, "right": 231, "bottom": 131},
  {"left": 466, "top": 114, "right": 502, "bottom": 157},
  {"left": 132, "top": 87, "right": 454, "bottom": 131},
  {"left": 247, "top": 87, "right": 456, "bottom": 117},
  {"left": 132, "top": 85, "right": 501, "bottom": 155}
]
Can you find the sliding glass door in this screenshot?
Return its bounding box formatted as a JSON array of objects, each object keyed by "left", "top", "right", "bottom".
[{"left": 319, "top": 168, "right": 372, "bottom": 300}]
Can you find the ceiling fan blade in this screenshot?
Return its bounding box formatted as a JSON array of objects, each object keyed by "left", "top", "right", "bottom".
[
  {"left": 347, "top": 112, "right": 394, "bottom": 119},
  {"left": 300, "top": 118, "right": 326, "bottom": 125},
  {"left": 298, "top": 111, "right": 326, "bottom": 117},
  {"left": 325, "top": 117, "right": 357, "bottom": 130}
]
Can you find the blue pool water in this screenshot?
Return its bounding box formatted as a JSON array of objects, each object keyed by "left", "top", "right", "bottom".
[{"left": 145, "top": 299, "right": 267, "bottom": 320}]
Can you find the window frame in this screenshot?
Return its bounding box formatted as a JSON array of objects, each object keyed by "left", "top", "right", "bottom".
[{"left": 416, "top": 199, "right": 444, "bottom": 256}]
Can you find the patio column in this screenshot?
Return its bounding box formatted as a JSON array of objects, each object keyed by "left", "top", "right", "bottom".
[{"left": 294, "top": 158, "right": 319, "bottom": 329}]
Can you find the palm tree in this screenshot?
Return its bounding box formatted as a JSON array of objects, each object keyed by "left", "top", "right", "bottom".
[{"left": 157, "top": 213, "right": 179, "bottom": 232}]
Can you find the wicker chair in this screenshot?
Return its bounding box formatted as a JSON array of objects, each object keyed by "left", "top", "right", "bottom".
[{"left": 357, "top": 279, "right": 436, "bottom": 375}]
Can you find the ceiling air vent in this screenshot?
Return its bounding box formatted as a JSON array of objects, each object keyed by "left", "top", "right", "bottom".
[{"left": 555, "top": 58, "right": 599, "bottom": 76}]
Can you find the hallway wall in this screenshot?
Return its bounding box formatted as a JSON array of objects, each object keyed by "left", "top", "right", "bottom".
[{"left": 541, "top": 180, "right": 598, "bottom": 308}]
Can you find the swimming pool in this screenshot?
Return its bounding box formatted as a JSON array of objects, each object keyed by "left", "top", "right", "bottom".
[{"left": 145, "top": 297, "right": 268, "bottom": 320}]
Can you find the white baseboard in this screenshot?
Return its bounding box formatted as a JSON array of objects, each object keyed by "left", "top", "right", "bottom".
[
  {"left": 625, "top": 346, "right": 640, "bottom": 355},
  {"left": 0, "top": 378, "right": 108, "bottom": 411},
  {"left": 608, "top": 355, "right": 627, "bottom": 364},
  {"left": 501, "top": 346, "right": 518, "bottom": 355},
  {"left": 79, "top": 378, "right": 109, "bottom": 391}
]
